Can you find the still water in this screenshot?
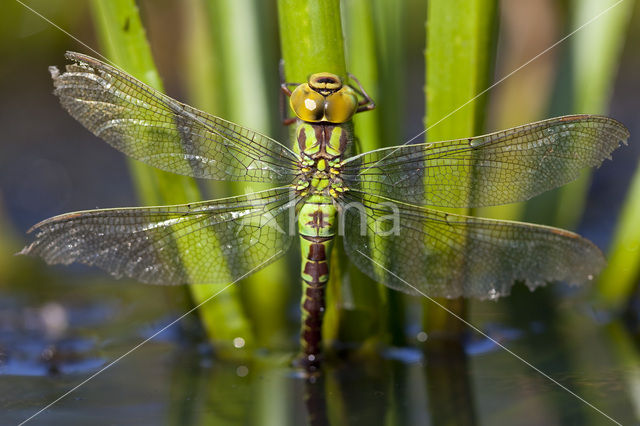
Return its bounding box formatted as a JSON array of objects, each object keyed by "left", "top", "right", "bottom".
[{"left": 1, "top": 270, "right": 638, "bottom": 425}]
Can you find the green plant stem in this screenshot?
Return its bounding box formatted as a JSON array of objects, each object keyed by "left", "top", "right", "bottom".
[
  {"left": 278, "top": 0, "right": 386, "bottom": 354},
  {"left": 90, "top": 0, "right": 253, "bottom": 356},
  {"left": 423, "top": 0, "right": 498, "bottom": 340},
  {"left": 339, "top": 0, "right": 395, "bottom": 352},
  {"left": 193, "top": 0, "right": 291, "bottom": 350},
  {"left": 278, "top": 1, "right": 346, "bottom": 352},
  {"left": 278, "top": 0, "right": 346, "bottom": 82}
]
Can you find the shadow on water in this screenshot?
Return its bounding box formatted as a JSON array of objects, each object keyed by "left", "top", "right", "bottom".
[{"left": 424, "top": 340, "right": 477, "bottom": 426}]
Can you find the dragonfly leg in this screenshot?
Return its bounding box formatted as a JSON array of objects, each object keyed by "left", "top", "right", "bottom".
[
  {"left": 279, "top": 58, "right": 301, "bottom": 97},
  {"left": 347, "top": 73, "right": 376, "bottom": 113},
  {"left": 279, "top": 61, "right": 301, "bottom": 126},
  {"left": 280, "top": 82, "right": 298, "bottom": 126}
]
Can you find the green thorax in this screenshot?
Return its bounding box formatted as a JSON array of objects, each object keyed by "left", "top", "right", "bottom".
[{"left": 293, "top": 121, "right": 352, "bottom": 201}]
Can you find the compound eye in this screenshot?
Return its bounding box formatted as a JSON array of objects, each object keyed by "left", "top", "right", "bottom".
[
  {"left": 290, "top": 84, "right": 325, "bottom": 122},
  {"left": 324, "top": 87, "right": 358, "bottom": 123}
]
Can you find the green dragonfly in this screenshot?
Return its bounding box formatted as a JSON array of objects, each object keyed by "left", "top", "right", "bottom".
[{"left": 22, "top": 52, "right": 629, "bottom": 369}]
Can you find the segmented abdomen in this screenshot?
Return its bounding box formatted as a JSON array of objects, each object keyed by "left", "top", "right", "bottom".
[{"left": 298, "top": 197, "right": 337, "bottom": 368}]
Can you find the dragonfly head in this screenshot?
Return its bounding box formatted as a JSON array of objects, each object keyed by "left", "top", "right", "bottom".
[{"left": 290, "top": 73, "right": 358, "bottom": 124}]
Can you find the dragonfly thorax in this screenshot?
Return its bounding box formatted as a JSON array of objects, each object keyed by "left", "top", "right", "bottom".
[
  {"left": 290, "top": 73, "right": 359, "bottom": 123},
  {"left": 294, "top": 122, "right": 349, "bottom": 199}
]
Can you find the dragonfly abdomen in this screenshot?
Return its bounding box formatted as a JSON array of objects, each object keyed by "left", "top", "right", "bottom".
[{"left": 297, "top": 195, "right": 337, "bottom": 369}]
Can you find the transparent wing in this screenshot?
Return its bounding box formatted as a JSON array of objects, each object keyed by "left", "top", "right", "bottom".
[
  {"left": 341, "top": 191, "right": 604, "bottom": 299},
  {"left": 20, "top": 188, "right": 298, "bottom": 285},
  {"left": 342, "top": 115, "right": 629, "bottom": 208},
  {"left": 50, "top": 51, "right": 299, "bottom": 183}
]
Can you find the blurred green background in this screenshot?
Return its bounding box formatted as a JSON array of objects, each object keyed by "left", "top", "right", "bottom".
[{"left": 1, "top": 0, "right": 640, "bottom": 424}]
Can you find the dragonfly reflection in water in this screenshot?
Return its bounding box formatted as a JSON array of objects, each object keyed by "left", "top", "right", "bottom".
[{"left": 21, "top": 52, "right": 629, "bottom": 369}]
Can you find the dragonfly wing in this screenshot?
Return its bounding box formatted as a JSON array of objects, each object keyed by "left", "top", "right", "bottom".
[
  {"left": 50, "top": 52, "right": 298, "bottom": 183},
  {"left": 21, "top": 188, "right": 297, "bottom": 285},
  {"left": 341, "top": 191, "right": 604, "bottom": 299},
  {"left": 342, "top": 115, "right": 629, "bottom": 208}
]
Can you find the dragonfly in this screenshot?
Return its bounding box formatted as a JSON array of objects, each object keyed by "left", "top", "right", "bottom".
[{"left": 22, "top": 52, "right": 629, "bottom": 370}]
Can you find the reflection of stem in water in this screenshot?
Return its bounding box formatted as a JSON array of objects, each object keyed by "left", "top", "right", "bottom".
[
  {"left": 304, "top": 375, "right": 328, "bottom": 426},
  {"left": 425, "top": 341, "right": 477, "bottom": 426}
]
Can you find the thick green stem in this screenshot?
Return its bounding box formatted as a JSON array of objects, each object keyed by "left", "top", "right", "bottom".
[
  {"left": 90, "top": 0, "right": 253, "bottom": 356},
  {"left": 423, "top": 0, "right": 498, "bottom": 339},
  {"left": 340, "top": 0, "right": 397, "bottom": 351},
  {"left": 278, "top": 0, "right": 386, "bottom": 354},
  {"left": 278, "top": 0, "right": 346, "bottom": 82},
  {"left": 188, "top": 0, "right": 291, "bottom": 350},
  {"left": 278, "top": 0, "right": 346, "bottom": 355}
]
